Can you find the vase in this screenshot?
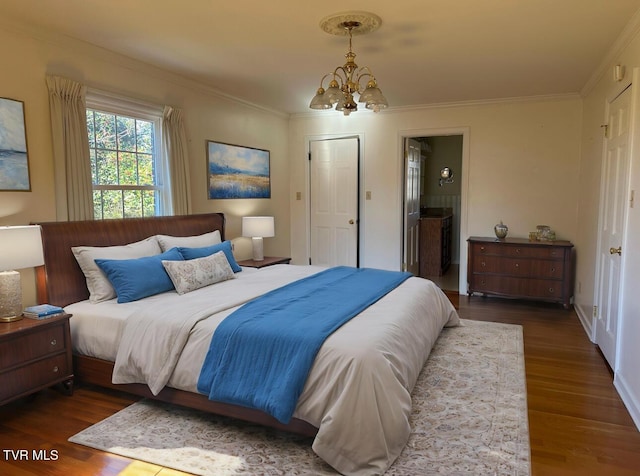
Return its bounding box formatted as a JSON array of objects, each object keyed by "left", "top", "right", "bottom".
[{"left": 494, "top": 221, "right": 508, "bottom": 239}]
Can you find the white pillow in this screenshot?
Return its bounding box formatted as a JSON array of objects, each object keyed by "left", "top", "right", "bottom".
[
  {"left": 72, "top": 236, "right": 161, "bottom": 303},
  {"left": 162, "top": 251, "right": 235, "bottom": 295},
  {"left": 156, "top": 230, "right": 222, "bottom": 252}
]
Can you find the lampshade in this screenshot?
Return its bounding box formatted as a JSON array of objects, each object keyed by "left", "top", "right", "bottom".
[
  {"left": 0, "top": 225, "right": 44, "bottom": 322},
  {"left": 242, "top": 216, "right": 275, "bottom": 238},
  {"left": 242, "top": 217, "right": 275, "bottom": 262},
  {"left": 0, "top": 225, "right": 44, "bottom": 271}
]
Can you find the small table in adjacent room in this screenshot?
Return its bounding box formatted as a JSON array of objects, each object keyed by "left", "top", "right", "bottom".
[{"left": 237, "top": 256, "right": 292, "bottom": 269}]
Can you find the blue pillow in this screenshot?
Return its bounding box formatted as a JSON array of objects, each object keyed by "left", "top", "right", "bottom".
[
  {"left": 178, "top": 240, "right": 242, "bottom": 273},
  {"left": 95, "top": 248, "right": 184, "bottom": 303}
]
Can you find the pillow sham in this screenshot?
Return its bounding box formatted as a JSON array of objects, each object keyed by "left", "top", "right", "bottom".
[
  {"left": 162, "top": 250, "right": 235, "bottom": 295},
  {"left": 72, "top": 236, "right": 162, "bottom": 303},
  {"left": 178, "top": 240, "right": 242, "bottom": 273},
  {"left": 156, "top": 230, "right": 222, "bottom": 252},
  {"left": 95, "top": 248, "right": 184, "bottom": 303}
]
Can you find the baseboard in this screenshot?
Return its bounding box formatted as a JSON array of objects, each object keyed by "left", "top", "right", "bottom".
[
  {"left": 574, "top": 303, "right": 595, "bottom": 342},
  {"left": 614, "top": 372, "right": 640, "bottom": 431}
]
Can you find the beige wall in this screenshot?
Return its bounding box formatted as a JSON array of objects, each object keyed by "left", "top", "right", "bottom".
[
  {"left": 289, "top": 97, "right": 583, "bottom": 283},
  {"left": 0, "top": 21, "right": 291, "bottom": 307}
]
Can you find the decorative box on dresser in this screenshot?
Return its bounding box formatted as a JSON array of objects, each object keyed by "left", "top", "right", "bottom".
[
  {"left": 467, "top": 237, "right": 574, "bottom": 309},
  {"left": 419, "top": 213, "right": 453, "bottom": 277},
  {"left": 0, "top": 313, "right": 73, "bottom": 405}
]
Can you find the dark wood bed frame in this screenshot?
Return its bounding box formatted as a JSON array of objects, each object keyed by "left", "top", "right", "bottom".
[{"left": 35, "top": 213, "right": 318, "bottom": 437}]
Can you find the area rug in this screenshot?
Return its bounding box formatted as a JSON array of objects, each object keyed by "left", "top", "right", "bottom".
[{"left": 69, "top": 319, "right": 530, "bottom": 475}]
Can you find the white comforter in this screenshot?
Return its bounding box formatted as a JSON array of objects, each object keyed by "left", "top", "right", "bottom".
[{"left": 67, "top": 264, "right": 459, "bottom": 475}]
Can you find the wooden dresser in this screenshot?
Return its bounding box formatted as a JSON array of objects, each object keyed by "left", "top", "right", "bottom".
[
  {"left": 467, "top": 237, "right": 574, "bottom": 309},
  {"left": 0, "top": 313, "right": 73, "bottom": 405},
  {"left": 419, "top": 214, "right": 452, "bottom": 277}
]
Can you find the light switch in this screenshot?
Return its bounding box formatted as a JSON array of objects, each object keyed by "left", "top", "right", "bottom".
[
  {"left": 366, "top": 191, "right": 372, "bottom": 200},
  {"left": 296, "top": 191, "right": 302, "bottom": 200}
]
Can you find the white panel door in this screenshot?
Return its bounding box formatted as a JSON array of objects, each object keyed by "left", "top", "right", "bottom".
[
  {"left": 404, "top": 138, "right": 421, "bottom": 275},
  {"left": 309, "top": 137, "right": 359, "bottom": 267},
  {"left": 595, "top": 85, "right": 631, "bottom": 370}
]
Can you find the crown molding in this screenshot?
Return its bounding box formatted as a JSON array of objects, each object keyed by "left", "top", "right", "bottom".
[
  {"left": 0, "top": 15, "right": 289, "bottom": 119},
  {"left": 291, "top": 92, "right": 581, "bottom": 119},
  {"left": 580, "top": 8, "right": 640, "bottom": 97}
]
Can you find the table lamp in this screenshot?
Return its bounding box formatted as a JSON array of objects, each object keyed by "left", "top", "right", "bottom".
[
  {"left": 0, "top": 225, "right": 45, "bottom": 322},
  {"left": 242, "top": 216, "right": 275, "bottom": 261}
]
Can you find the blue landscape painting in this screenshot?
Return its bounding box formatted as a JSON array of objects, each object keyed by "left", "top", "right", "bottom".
[
  {"left": 0, "top": 98, "right": 30, "bottom": 191},
  {"left": 207, "top": 141, "right": 270, "bottom": 199}
]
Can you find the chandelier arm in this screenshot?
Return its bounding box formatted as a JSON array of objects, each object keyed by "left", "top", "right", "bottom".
[
  {"left": 354, "top": 70, "right": 375, "bottom": 91},
  {"left": 318, "top": 72, "right": 336, "bottom": 88},
  {"left": 332, "top": 67, "right": 348, "bottom": 84}
]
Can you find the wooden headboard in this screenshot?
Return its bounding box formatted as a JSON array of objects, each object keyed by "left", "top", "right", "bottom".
[{"left": 35, "top": 213, "right": 226, "bottom": 307}]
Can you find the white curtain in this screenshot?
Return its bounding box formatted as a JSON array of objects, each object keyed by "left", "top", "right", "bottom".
[
  {"left": 162, "top": 105, "right": 191, "bottom": 216},
  {"left": 46, "top": 75, "right": 94, "bottom": 221}
]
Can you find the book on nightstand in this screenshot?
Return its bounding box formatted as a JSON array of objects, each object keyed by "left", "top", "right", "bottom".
[{"left": 23, "top": 304, "right": 65, "bottom": 319}]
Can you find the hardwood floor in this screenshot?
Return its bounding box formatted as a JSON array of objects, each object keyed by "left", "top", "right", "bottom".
[{"left": 1, "top": 297, "right": 639, "bottom": 475}]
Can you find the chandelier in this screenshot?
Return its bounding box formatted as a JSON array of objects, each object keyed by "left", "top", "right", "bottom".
[{"left": 309, "top": 12, "right": 388, "bottom": 115}]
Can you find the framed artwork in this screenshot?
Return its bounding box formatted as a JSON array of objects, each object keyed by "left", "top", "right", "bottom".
[
  {"left": 0, "top": 97, "right": 30, "bottom": 191},
  {"left": 207, "top": 140, "right": 270, "bottom": 199}
]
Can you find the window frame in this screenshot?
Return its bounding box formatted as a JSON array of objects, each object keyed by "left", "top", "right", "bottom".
[{"left": 85, "top": 89, "right": 171, "bottom": 219}]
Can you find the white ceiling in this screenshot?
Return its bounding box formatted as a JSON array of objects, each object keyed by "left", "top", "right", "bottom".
[{"left": 3, "top": 0, "right": 640, "bottom": 115}]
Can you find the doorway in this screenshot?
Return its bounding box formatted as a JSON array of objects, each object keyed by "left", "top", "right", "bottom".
[{"left": 402, "top": 130, "right": 468, "bottom": 293}]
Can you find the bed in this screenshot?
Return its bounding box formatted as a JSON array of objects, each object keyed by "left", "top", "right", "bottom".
[{"left": 35, "top": 213, "right": 459, "bottom": 475}]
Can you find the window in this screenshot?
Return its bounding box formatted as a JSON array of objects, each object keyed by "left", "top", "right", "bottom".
[{"left": 86, "top": 91, "right": 169, "bottom": 219}]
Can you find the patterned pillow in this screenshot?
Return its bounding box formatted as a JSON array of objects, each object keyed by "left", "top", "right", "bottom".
[{"left": 162, "top": 251, "right": 235, "bottom": 295}]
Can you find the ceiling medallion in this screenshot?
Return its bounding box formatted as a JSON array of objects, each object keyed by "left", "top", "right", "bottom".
[{"left": 309, "top": 11, "right": 388, "bottom": 115}]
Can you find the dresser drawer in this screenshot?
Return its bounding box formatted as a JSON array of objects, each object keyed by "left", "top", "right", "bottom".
[
  {"left": 472, "top": 255, "right": 565, "bottom": 278},
  {"left": 471, "top": 275, "right": 563, "bottom": 298},
  {"left": 530, "top": 260, "right": 565, "bottom": 279},
  {"left": 503, "top": 245, "right": 566, "bottom": 260},
  {"left": 0, "top": 324, "right": 66, "bottom": 369},
  {"left": 472, "top": 256, "right": 532, "bottom": 276},
  {"left": 0, "top": 353, "right": 70, "bottom": 402},
  {"left": 472, "top": 241, "right": 565, "bottom": 260}
]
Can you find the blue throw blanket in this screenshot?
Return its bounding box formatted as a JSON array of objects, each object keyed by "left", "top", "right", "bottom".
[{"left": 197, "top": 266, "right": 412, "bottom": 423}]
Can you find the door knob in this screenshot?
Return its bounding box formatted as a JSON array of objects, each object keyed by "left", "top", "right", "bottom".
[
  {"left": 349, "top": 219, "right": 355, "bottom": 224},
  {"left": 609, "top": 246, "right": 622, "bottom": 256}
]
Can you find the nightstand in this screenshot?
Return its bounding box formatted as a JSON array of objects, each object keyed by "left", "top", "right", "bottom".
[
  {"left": 237, "top": 256, "right": 291, "bottom": 268},
  {"left": 0, "top": 313, "right": 74, "bottom": 405}
]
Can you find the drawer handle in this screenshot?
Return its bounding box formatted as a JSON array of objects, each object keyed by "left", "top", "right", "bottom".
[
  {"left": 550, "top": 267, "right": 556, "bottom": 273},
  {"left": 514, "top": 263, "right": 519, "bottom": 268},
  {"left": 52, "top": 366, "right": 59, "bottom": 373},
  {"left": 548, "top": 288, "right": 554, "bottom": 293},
  {"left": 480, "top": 246, "right": 485, "bottom": 251},
  {"left": 50, "top": 339, "right": 57, "bottom": 346},
  {"left": 481, "top": 261, "right": 486, "bottom": 267}
]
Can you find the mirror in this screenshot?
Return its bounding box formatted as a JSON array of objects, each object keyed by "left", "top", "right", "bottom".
[{"left": 439, "top": 167, "right": 454, "bottom": 186}]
